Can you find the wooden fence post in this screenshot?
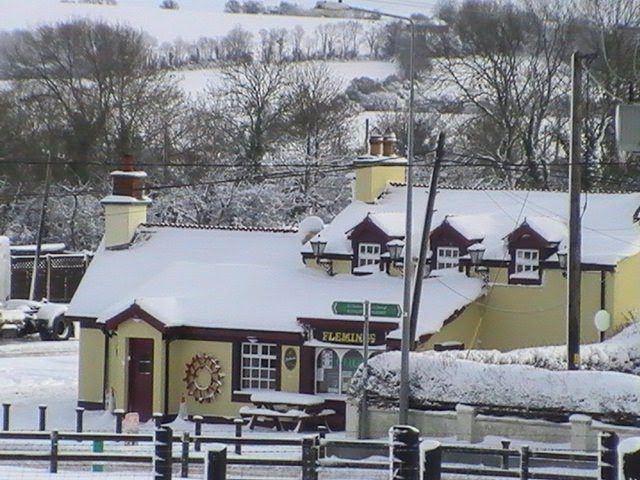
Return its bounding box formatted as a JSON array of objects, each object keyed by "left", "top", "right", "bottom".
[
  {"left": 301, "top": 436, "right": 319, "bottom": 480},
  {"left": 194, "top": 415, "right": 203, "bottom": 452},
  {"left": 2, "top": 403, "right": 9, "bottom": 431},
  {"left": 520, "top": 445, "right": 530, "bottom": 480},
  {"left": 234, "top": 418, "right": 243, "bottom": 455},
  {"left": 598, "top": 431, "right": 619, "bottom": 480},
  {"left": 180, "top": 431, "right": 190, "bottom": 478},
  {"left": 49, "top": 430, "right": 59, "bottom": 473},
  {"left": 38, "top": 404, "right": 47, "bottom": 431},
  {"left": 153, "top": 412, "right": 164, "bottom": 429},
  {"left": 318, "top": 425, "right": 327, "bottom": 459},
  {"left": 422, "top": 440, "right": 442, "bottom": 480},
  {"left": 390, "top": 425, "right": 420, "bottom": 480},
  {"left": 154, "top": 426, "right": 173, "bottom": 480},
  {"left": 501, "top": 439, "right": 511, "bottom": 470},
  {"left": 205, "top": 444, "right": 227, "bottom": 480},
  {"left": 114, "top": 409, "right": 124, "bottom": 434},
  {"left": 75, "top": 407, "right": 85, "bottom": 433}
]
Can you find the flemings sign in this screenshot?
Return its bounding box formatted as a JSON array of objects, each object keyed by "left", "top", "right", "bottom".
[{"left": 315, "top": 328, "right": 382, "bottom": 346}]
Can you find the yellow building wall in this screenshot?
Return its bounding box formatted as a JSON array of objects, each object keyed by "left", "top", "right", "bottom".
[
  {"left": 78, "top": 327, "right": 106, "bottom": 404},
  {"left": 474, "top": 267, "right": 602, "bottom": 351},
  {"left": 108, "top": 319, "right": 164, "bottom": 413},
  {"left": 303, "top": 258, "right": 353, "bottom": 275},
  {"left": 354, "top": 164, "right": 405, "bottom": 203},
  {"left": 611, "top": 252, "right": 640, "bottom": 331},
  {"left": 419, "top": 303, "right": 485, "bottom": 351},
  {"left": 167, "top": 340, "right": 302, "bottom": 419},
  {"left": 103, "top": 203, "right": 148, "bottom": 248},
  {"left": 168, "top": 340, "right": 236, "bottom": 417},
  {"left": 279, "top": 345, "right": 300, "bottom": 393}
]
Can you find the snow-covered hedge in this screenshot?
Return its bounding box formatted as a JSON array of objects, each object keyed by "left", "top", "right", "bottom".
[
  {"left": 421, "top": 322, "right": 640, "bottom": 375},
  {"left": 349, "top": 323, "right": 640, "bottom": 417}
]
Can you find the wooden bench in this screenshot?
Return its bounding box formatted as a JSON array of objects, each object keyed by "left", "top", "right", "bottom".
[{"left": 239, "top": 392, "right": 335, "bottom": 432}]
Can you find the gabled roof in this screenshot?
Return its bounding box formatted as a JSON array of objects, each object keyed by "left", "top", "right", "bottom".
[
  {"left": 68, "top": 224, "right": 483, "bottom": 337},
  {"left": 303, "top": 186, "right": 640, "bottom": 265}
]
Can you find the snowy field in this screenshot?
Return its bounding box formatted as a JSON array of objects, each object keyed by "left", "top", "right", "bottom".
[{"left": 1, "top": 0, "right": 437, "bottom": 43}]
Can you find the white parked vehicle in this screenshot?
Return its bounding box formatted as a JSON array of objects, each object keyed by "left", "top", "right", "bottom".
[{"left": 0, "top": 299, "right": 72, "bottom": 341}]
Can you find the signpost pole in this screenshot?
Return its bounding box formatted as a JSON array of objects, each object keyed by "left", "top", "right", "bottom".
[{"left": 358, "top": 301, "right": 370, "bottom": 439}]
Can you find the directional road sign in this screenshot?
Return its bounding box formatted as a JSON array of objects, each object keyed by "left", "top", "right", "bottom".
[{"left": 332, "top": 301, "right": 401, "bottom": 318}]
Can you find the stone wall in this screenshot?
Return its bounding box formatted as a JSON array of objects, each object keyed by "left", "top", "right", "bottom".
[{"left": 346, "top": 402, "right": 640, "bottom": 451}]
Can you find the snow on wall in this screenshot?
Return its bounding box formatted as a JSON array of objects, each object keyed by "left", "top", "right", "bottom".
[
  {"left": 0, "top": 237, "right": 10, "bottom": 302},
  {"left": 351, "top": 348, "right": 640, "bottom": 416},
  {"left": 350, "top": 323, "right": 640, "bottom": 416}
]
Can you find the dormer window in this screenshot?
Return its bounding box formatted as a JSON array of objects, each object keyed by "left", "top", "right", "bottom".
[
  {"left": 358, "top": 242, "right": 381, "bottom": 267},
  {"left": 513, "top": 249, "right": 540, "bottom": 279},
  {"left": 436, "top": 246, "right": 459, "bottom": 270}
]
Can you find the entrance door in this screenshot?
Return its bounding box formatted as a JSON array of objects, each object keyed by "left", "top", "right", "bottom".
[{"left": 127, "top": 338, "right": 154, "bottom": 421}]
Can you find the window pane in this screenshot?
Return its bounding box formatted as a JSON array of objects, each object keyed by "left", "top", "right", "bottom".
[
  {"left": 316, "top": 348, "right": 340, "bottom": 394},
  {"left": 240, "top": 342, "right": 277, "bottom": 391},
  {"left": 341, "top": 350, "right": 364, "bottom": 394}
]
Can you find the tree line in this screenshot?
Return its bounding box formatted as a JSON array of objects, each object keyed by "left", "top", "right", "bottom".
[{"left": 0, "top": 0, "right": 639, "bottom": 251}]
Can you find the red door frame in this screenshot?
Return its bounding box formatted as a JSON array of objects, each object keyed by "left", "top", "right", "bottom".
[{"left": 127, "top": 338, "right": 154, "bottom": 421}]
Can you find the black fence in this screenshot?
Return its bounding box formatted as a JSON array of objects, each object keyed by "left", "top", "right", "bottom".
[
  {"left": 10, "top": 253, "right": 92, "bottom": 302},
  {"left": 0, "top": 423, "right": 624, "bottom": 480}
]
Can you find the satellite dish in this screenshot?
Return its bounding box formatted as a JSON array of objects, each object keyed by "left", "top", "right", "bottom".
[
  {"left": 298, "top": 216, "right": 324, "bottom": 244},
  {"left": 593, "top": 310, "right": 611, "bottom": 332}
]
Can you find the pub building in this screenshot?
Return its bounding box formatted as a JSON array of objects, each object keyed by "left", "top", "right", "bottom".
[
  {"left": 68, "top": 155, "right": 410, "bottom": 431},
  {"left": 70, "top": 136, "right": 492, "bottom": 430}
]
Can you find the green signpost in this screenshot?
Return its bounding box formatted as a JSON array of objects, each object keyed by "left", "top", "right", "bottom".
[
  {"left": 332, "top": 301, "right": 401, "bottom": 318},
  {"left": 330, "top": 299, "right": 401, "bottom": 439}
]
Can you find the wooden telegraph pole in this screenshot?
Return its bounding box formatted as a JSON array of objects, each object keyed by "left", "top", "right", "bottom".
[{"left": 567, "top": 52, "right": 585, "bottom": 370}]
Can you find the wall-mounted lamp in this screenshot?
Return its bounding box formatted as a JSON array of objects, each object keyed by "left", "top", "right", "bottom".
[
  {"left": 468, "top": 243, "right": 488, "bottom": 285},
  {"left": 557, "top": 246, "right": 568, "bottom": 277},
  {"left": 594, "top": 309, "right": 611, "bottom": 343},
  {"left": 386, "top": 239, "right": 405, "bottom": 272},
  {"left": 310, "top": 238, "right": 334, "bottom": 276},
  {"left": 468, "top": 243, "right": 486, "bottom": 266}
]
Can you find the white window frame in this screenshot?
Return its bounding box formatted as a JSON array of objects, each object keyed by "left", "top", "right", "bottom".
[
  {"left": 358, "top": 242, "right": 381, "bottom": 267},
  {"left": 514, "top": 249, "right": 540, "bottom": 277},
  {"left": 315, "top": 347, "right": 366, "bottom": 395},
  {"left": 436, "top": 246, "right": 459, "bottom": 270},
  {"left": 240, "top": 342, "right": 278, "bottom": 391}
]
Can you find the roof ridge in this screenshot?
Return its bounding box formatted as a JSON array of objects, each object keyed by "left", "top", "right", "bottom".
[
  {"left": 141, "top": 222, "right": 298, "bottom": 233},
  {"left": 387, "top": 182, "right": 637, "bottom": 194}
]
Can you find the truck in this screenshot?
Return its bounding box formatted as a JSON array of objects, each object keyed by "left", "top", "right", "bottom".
[{"left": 0, "top": 236, "right": 74, "bottom": 341}]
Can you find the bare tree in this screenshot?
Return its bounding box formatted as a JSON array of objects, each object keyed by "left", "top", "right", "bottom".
[
  {"left": 215, "top": 61, "right": 292, "bottom": 173},
  {"left": 220, "top": 25, "right": 253, "bottom": 62},
  {"left": 0, "top": 20, "right": 182, "bottom": 180},
  {"left": 433, "top": 0, "right": 572, "bottom": 188}
]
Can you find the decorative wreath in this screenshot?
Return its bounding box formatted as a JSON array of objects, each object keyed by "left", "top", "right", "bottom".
[{"left": 183, "top": 353, "right": 225, "bottom": 403}]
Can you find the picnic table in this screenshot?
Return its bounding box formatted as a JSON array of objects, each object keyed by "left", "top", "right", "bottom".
[{"left": 239, "top": 391, "right": 335, "bottom": 432}]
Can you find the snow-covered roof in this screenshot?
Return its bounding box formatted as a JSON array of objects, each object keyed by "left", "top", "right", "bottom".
[
  {"left": 68, "top": 225, "right": 483, "bottom": 337},
  {"left": 304, "top": 186, "right": 640, "bottom": 265}
]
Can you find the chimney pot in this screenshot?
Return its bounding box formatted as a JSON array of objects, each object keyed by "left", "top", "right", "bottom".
[
  {"left": 369, "top": 135, "right": 384, "bottom": 156},
  {"left": 382, "top": 132, "right": 397, "bottom": 157},
  {"left": 121, "top": 154, "right": 134, "bottom": 172}
]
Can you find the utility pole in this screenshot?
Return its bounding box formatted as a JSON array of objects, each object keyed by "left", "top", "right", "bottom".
[
  {"left": 410, "top": 132, "right": 445, "bottom": 345},
  {"left": 29, "top": 151, "right": 52, "bottom": 301},
  {"left": 567, "top": 52, "right": 584, "bottom": 370}
]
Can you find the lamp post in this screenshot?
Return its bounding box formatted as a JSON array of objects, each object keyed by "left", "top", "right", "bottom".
[{"left": 316, "top": 1, "right": 416, "bottom": 425}]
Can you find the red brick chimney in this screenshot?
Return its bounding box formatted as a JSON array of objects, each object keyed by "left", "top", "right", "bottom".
[{"left": 111, "top": 155, "right": 146, "bottom": 200}]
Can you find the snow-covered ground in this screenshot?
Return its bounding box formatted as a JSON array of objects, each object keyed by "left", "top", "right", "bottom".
[
  {"left": 178, "top": 60, "right": 398, "bottom": 97},
  {"left": 1, "top": 0, "right": 437, "bottom": 43}
]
